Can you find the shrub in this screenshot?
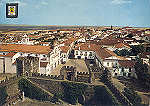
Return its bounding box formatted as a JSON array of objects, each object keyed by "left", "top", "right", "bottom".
[
  {"left": 0, "top": 86, "right": 8, "bottom": 105},
  {"left": 61, "top": 81, "right": 88, "bottom": 105},
  {"left": 122, "top": 87, "right": 142, "bottom": 106},
  {"left": 18, "top": 78, "right": 51, "bottom": 101},
  {"left": 86, "top": 86, "right": 120, "bottom": 106}
]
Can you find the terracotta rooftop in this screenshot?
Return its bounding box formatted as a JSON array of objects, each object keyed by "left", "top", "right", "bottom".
[
  {"left": 74, "top": 43, "right": 101, "bottom": 51},
  {"left": 60, "top": 46, "right": 70, "bottom": 53},
  {"left": 97, "top": 38, "right": 123, "bottom": 46},
  {"left": 139, "top": 52, "right": 150, "bottom": 58},
  {"left": 96, "top": 48, "right": 117, "bottom": 59},
  {"left": 0, "top": 52, "right": 16, "bottom": 57},
  {"left": 114, "top": 43, "right": 131, "bottom": 49},
  {"left": 0, "top": 44, "right": 51, "bottom": 54},
  {"left": 118, "top": 60, "right": 135, "bottom": 68},
  {"left": 62, "top": 37, "right": 78, "bottom": 46}
]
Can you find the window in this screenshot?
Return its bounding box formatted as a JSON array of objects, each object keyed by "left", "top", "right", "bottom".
[
  {"left": 112, "top": 63, "right": 113, "bottom": 67},
  {"left": 76, "top": 51, "right": 78, "bottom": 55},
  {"left": 84, "top": 52, "right": 87, "bottom": 56},
  {"left": 89, "top": 52, "right": 92, "bottom": 56},
  {"left": 128, "top": 73, "right": 131, "bottom": 77},
  {"left": 107, "top": 62, "right": 109, "bottom": 66},
  {"left": 80, "top": 51, "right": 83, "bottom": 56},
  {"left": 121, "top": 68, "right": 124, "bottom": 72},
  {"left": 129, "top": 68, "right": 131, "bottom": 72},
  {"left": 64, "top": 54, "right": 66, "bottom": 58},
  {"left": 123, "top": 72, "right": 126, "bottom": 76}
]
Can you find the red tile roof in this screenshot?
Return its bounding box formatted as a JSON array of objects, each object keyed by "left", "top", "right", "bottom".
[
  {"left": 60, "top": 46, "right": 70, "bottom": 53},
  {"left": 96, "top": 48, "right": 117, "bottom": 59},
  {"left": 114, "top": 43, "right": 131, "bottom": 49},
  {"left": 0, "top": 52, "right": 16, "bottom": 57},
  {"left": 97, "top": 38, "right": 123, "bottom": 46},
  {"left": 74, "top": 43, "right": 101, "bottom": 51},
  {"left": 0, "top": 44, "right": 51, "bottom": 54},
  {"left": 118, "top": 60, "right": 135, "bottom": 68}
]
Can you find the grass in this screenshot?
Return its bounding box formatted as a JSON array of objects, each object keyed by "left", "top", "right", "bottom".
[
  {"left": 112, "top": 78, "right": 125, "bottom": 92},
  {"left": 15, "top": 98, "right": 63, "bottom": 106}
]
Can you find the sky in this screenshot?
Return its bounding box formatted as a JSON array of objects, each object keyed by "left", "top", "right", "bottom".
[{"left": 0, "top": 0, "right": 150, "bottom": 27}]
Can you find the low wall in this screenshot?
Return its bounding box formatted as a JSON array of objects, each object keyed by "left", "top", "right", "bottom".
[{"left": 28, "top": 77, "right": 119, "bottom": 105}]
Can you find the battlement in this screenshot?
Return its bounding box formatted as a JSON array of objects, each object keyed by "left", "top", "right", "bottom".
[
  {"left": 31, "top": 73, "right": 64, "bottom": 80},
  {"left": 77, "top": 72, "right": 90, "bottom": 76},
  {"left": 61, "top": 66, "right": 76, "bottom": 71}
]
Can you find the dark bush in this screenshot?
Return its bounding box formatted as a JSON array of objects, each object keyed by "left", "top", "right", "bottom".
[
  {"left": 122, "top": 87, "right": 142, "bottom": 106},
  {"left": 61, "top": 81, "right": 88, "bottom": 105},
  {"left": 0, "top": 86, "right": 8, "bottom": 105},
  {"left": 18, "top": 78, "right": 51, "bottom": 101},
  {"left": 86, "top": 86, "right": 119, "bottom": 106}
]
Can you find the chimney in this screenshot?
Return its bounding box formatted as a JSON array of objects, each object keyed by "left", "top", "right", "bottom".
[{"left": 79, "top": 47, "right": 80, "bottom": 50}]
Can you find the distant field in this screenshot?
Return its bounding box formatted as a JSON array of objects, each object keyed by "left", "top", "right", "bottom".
[{"left": 0, "top": 25, "right": 82, "bottom": 32}]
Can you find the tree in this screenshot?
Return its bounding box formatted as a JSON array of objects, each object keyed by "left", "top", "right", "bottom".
[
  {"left": 126, "top": 33, "right": 133, "bottom": 38},
  {"left": 122, "top": 87, "right": 142, "bottom": 106},
  {"left": 134, "top": 58, "right": 150, "bottom": 89},
  {"left": 130, "top": 45, "right": 145, "bottom": 56},
  {"left": 0, "top": 86, "right": 8, "bottom": 105},
  {"left": 114, "top": 49, "right": 130, "bottom": 56}
]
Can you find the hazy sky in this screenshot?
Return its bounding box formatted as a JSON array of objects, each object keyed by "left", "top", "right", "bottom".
[{"left": 0, "top": 0, "right": 150, "bottom": 27}]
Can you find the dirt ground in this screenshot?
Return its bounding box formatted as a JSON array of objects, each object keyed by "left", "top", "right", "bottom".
[{"left": 50, "top": 59, "right": 89, "bottom": 75}]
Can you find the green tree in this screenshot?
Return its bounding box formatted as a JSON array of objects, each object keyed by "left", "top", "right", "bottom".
[
  {"left": 122, "top": 87, "right": 142, "bottom": 106},
  {"left": 0, "top": 86, "right": 8, "bottom": 105},
  {"left": 134, "top": 58, "right": 150, "bottom": 89},
  {"left": 18, "top": 78, "right": 51, "bottom": 101},
  {"left": 61, "top": 82, "right": 87, "bottom": 105},
  {"left": 130, "top": 45, "right": 145, "bottom": 56}
]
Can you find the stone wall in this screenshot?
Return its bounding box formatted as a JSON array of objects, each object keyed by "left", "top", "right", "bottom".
[
  {"left": 31, "top": 73, "right": 64, "bottom": 80},
  {"left": 0, "top": 76, "right": 19, "bottom": 87},
  {"left": 76, "top": 72, "right": 90, "bottom": 83},
  {"left": 16, "top": 56, "right": 39, "bottom": 76},
  {"left": 0, "top": 57, "right": 16, "bottom": 74},
  {"left": 28, "top": 77, "right": 119, "bottom": 105}
]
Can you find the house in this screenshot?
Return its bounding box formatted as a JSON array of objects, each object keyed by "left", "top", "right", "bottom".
[
  {"left": 18, "top": 34, "right": 34, "bottom": 45},
  {"left": 142, "top": 34, "right": 150, "bottom": 43},
  {"left": 0, "top": 44, "right": 51, "bottom": 75},
  {"left": 74, "top": 43, "right": 101, "bottom": 59},
  {"left": 139, "top": 52, "right": 150, "bottom": 65},
  {"left": 113, "top": 43, "right": 131, "bottom": 51},
  {"left": 112, "top": 60, "right": 137, "bottom": 78},
  {"left": 95, "top": 48, "right": 127, "bottom": 70},
  {"left": 60, "top": 46, "right": 70, "bottom": 63},
  {"left": 0, "top": 52, "right": 17, "bottom": 74},
  {"left": 39, "top": 62, "right": 49, "bottom": 74},
  {"left": 49, "top": 45, "right": 61, "bottom": 71}
]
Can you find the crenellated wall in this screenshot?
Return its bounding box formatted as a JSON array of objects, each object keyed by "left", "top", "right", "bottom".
[{"left": 31, "top": 73, "right": 64, "bottom": 80}]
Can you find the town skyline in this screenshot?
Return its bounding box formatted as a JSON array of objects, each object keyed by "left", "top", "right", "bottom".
[{"left": 0, "top": 0, "right": 150, "bottom": 27}]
